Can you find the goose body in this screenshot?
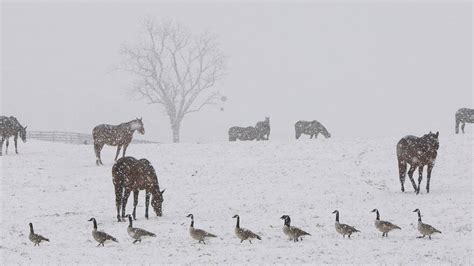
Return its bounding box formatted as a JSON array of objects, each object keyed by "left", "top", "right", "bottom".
[
  {"left": 187, "top": 214, "right": 217, "bottom": 244},
  {"left": 126, "top": 214, "right": 156, "bottom": 243},
  {"left": 413, "top": 209, "right": 441, "bottom": 240},
  {"left": 280, "top": 215, "right": 311, "bottom": 242},
  {"left": 332, "top": 210, "right": 359, "bottom": 238},
  {"left": 28, "top": 223, "right": 49, "bottom": 246},
  {"left": 371, "top": 209, "right": 401, "bottom": 237},
  {"left": 88, "top": 218, "right": 118, "bottom": 246},
  {"left": 233, "top": 215, "right": 261, "bottom": 243}
]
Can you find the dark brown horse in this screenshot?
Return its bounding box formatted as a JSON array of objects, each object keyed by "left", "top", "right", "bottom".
[
  {"left": 455, "top": 108, "right": 474, "bottom": 134},
  {"left": 0, "top": 116, "right": 27, "bottom": 156},
  {"left": 295, "top": 120, "right": 331, "bottom": 139},
  {"left": 228, "top": 126, "right": 258, "bottom": 141},
  {"left": 93, "top": 118, "right": 144, "bottom": 165},
  {"left": 396, "top": 132, "right": 439, "bottom": 194},
  {"left": 255, "top": 117, "right": 270, "bottom": 140},
  {"left": 112, "top": 156, "right": 165, "bottom": 222}
]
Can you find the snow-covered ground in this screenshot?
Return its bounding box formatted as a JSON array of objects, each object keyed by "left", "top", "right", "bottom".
[{"left": 1, "top": 134, "right": 472, "bottom": 264}]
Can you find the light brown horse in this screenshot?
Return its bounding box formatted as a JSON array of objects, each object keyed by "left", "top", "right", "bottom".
[
  {"left": 93, "top": 118, "right": 145, "bottom": 165},
  {"left": 112, "top": 156, "right": 165, "bottom": 222}
]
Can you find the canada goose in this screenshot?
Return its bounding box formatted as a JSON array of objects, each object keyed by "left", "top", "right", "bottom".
[
  {"left": 232, "top": 215, "right": 261, "bottom": 243},
  {"left": 413, "top": 209, "right": 441, "bottom": 240},
  {"left": 332, "top": 210, "right": 359, "bottom": 238},
  {"left": 126, "top": 214, "right": 156, "bottom": 243},
  {"left": 371, "top": 209, "right": 401, "bottom": 237},
  {"left": 186, "top": 214, "right": 217, "bottom": 244},
  {"left": 280, "top": 215, "right": 311, "bottom": 242},
  {"left": 28, "top": 223, "right": 49, "bottom": 246},
  {"left": 88, "top": 217, "right": 118, "bottom": 246}
]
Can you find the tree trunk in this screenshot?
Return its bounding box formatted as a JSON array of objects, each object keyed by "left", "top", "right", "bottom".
[{"left": 171, "top": 121, "right": 181, "bottom": 143}]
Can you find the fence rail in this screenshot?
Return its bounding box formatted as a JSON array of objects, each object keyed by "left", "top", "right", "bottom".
[{"left": 26, "top": 131, "right": 159, "bottom": 145}]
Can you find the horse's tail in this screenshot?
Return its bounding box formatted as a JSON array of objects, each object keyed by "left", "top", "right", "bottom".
[
  {"left": 396, "top": 139, "right": 408, "bottom": 191},
  {"left": 295, "top": 121, "right": 302, "bottom": 139},
  {"left": 112, "top": 164, "right": 124, "bottom": 221}
]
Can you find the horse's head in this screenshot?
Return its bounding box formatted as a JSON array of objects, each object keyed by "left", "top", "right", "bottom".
[
  {"left": 134, "top": 118, "right": 145, "bottom": 134},
  {"left": 265, "top": 117, "right": 270, "bottom": 123},
  {"left": 151, "top": 188, "right": 165, "bottom": 217},
  {"left": 323, "top": 129, "right": 331, "bottom": 138},
  {"left": 139, "top": 159, "right": 164, "bottom": 216},
  {"left": 19, "top": 126, "right": 27, "bottom": 142},
  {"left": 425, "top": 131, "right": 440, "bottom": 150}
]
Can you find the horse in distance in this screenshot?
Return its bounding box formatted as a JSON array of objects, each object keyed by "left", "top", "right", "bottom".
[
  {"left": 295, "top": 120, "right": 331, "bottom": 139},
  {"left": 0, "top": 116, "right": 27, "bottom": 156},
  {"left": 228, "top": 126, "right": 258, "bottom": 141},
  {"left": 255, "top": 117, "right": 270, "bottom": 140},
  {"left": 455, "top": 108, "right": 474, "bottom": 134},
  {"left": 93, "top": 118, "right": 144, "bottom": 165},
  {"left": 112, "top": 156, "right": 165, "bottom": 222},
  {"left": 396, "top": 131, "right": 439, "bottom": 194}
]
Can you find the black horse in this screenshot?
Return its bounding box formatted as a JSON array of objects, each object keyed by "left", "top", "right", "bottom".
[
  {"left": 93, "top": 118, "right": 145, "bottom": 165},
  {"left": 295, "top": 120, "right": 331, "bottom": 139},
  {"left": 0, "top": 116, "right": 27, "bottom": 156},
  {"left": 228, "top": 126, "right": 258, "bottom": 141},
  {"left": 112, "top": 156, "right": 165, "bottom": 222},
  {"left": 396, "top": 132, "right": 439, "bottom": 194},
  {"left": 255, "top": 117, "right": 270, "bottom": 140},
  {"left": 455, "top": 108, "right": 474, "bottom": 134}
]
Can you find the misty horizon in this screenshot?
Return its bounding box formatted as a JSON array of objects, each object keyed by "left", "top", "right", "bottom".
[{"left": 2, "top": 1, "right": 472, "bottom": 143}]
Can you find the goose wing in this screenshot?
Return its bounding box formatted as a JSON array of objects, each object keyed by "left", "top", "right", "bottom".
[
  {"left": 241, "top": 228, "right": 262, "bottom": 240},
  {"left": 341, "top": 223, "right": 359, "bottom": 233},
  {"left": 133, "top": 227, "right": 156, "bottom": 237},
  {"left": 379, "top": 220, "right": 401, "bottom": 230},
  {"left": 37, "top": 234, "right": 50, "bottom": 242},
  {"left": 97, "top": 230, "right": 119, "bottom": 242},
  {"left": 195, "top": 228, "right": 217, "bottom": 238},
  {"left": 291, "top": 226, "right": 311, "bottom": 236},
  {"left": 424, "top": 223, "right": 441, "bottom": 234}
]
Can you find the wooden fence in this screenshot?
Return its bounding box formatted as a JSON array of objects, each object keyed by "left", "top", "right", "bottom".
[{"left": 26, "top": 131, "right": 159, "bottom": 145}]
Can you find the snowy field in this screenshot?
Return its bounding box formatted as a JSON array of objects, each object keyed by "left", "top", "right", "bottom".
[{"left": 1, "top": 134, "right": 472, "bottom": 264}]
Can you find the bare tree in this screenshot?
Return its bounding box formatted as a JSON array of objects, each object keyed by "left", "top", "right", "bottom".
[{"left": 121, "top": 19, "right": 227, "bottom": 143}]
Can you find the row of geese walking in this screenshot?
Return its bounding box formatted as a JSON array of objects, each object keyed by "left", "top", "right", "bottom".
[{"left": 28, "top": 209, "right": 442, "bottom": 246}]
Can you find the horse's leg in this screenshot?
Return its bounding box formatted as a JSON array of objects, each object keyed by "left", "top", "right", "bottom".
[
  {"left": 94, "top": 142, "right": 104, "bottom": 165},
  {"left": 132, "top": 190, "right": 139, "bottom": 220},
  {"left": 5, "top": 138, "right": 9, "bottom": 154},
  {"left": 417, "top": 166, "right": 424, "bottom": 195},
  {"left": 14, "top": 135, "right": 18, "bottom": 154},
  {"left": 0, "top": 137, "right": 4, "bottom": 156},
  {"left": 121, "top": 189, "right": 132, "bottom": 219},
  {"left": 114, "top": 145, "right": 122, "bottom": 161},
  {"left": 145, "top": 191, "right": 150, "bottom": 219},
  {"left": 314, "top": 132, "right": 319, "bottom": 139},
  {"left": 407, "top": 165, "right": 417, "bottom": 192},
  {"left": 398, "top": 159, "right": 407, "bottom": 192},
  {"left": 122, "top": 144, "right": 129, "bottom": 158},
  {"left": 455, "top": 118, "right": 460, "bottom": 134},
  {"left": 426, "top": 164, "right": 434, "bottom": 193},
  {"left": 461, "top": 122, "right": 465, "bottom": 134},
  {"left": 114, "top": 183, "right": 123, "bottom": 222},
  {"left": 310, "top": 134, "right": 313, "bottom": 139}
]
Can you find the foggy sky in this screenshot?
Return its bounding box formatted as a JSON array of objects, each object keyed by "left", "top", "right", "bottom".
[{"left": 2, "top": 1, "right": 472, "bottom": 143}]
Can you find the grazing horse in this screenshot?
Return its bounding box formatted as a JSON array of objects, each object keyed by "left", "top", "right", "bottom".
[
  {"left": 112, "top": 156, "right": 165, "bottom": 222},
  {"left": 228, "top": 126, "right": 258, "bottom": 141},
  {"left": 455, "top": 108, "right": 474, "bottom": 134},
  {"left": 295, "top": 120, "right": 331, "bottom": 139},
  {"left": 255, "top": 117, "right": 270, "bottom": 140},
  {"left": 93, "top": 118, "right": 145, "bottom": 165},
  {"left": 0, "top": 116, "right": 27, "bottom": 156},
  {"left": 396, "top": 132, "right": 439, "bottom": 194}
]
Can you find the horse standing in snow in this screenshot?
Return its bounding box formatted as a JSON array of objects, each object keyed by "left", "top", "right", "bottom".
[
  {"left": 455, "top": 108, "right": 474, "bottom": 134},
  {"left": 295, "top": 120, "right": 331, "bottom": 139},
  {"left": 228, "top": 126, "right": 259, "bottom": 141},
  {"left": 396, "top": 131, "right": 439, "bottom": 194},
  {"left": 112, "top": 156, "right": 165, "bottom": 222},
  {"left": 92, "top": 118, "right": 144, "bottom": 165},
  {"left": 255, "top": 117, "right": 270, "bottom": 140},
  {"left": 0, "top": 116, "right": 27, "bottom": 156}
]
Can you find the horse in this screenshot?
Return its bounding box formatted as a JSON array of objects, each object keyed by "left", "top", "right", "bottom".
[
  {"left": 228, "top": 126, "right": 258, "bottom": 141},
  {"left": 455, "top": 108, "right": 474, "bottom": 134},
  {"left": 396, "top": 131, "right": 439, "bottom": 194},
  {"left": 93, "top": 118, "right": 144, "bottom": 165},
  {"left": 0, "top": 116, "right": 27, "bottom": 156},
  {"left": 295, "top": 120, "right": 331, "bottom": 139},
  {"left": 255, "top": 117, "right": 270, "bottom": 140},
  {"left": 112, "top": 156, "right": 165, "bottom": 222}
]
